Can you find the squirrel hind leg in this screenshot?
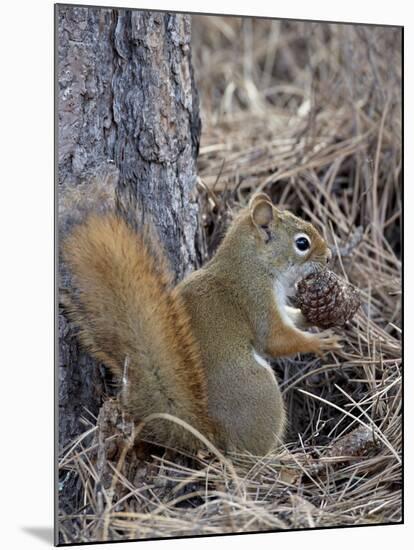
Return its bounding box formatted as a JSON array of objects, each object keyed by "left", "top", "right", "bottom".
[{"left": 209, "top": 354, "right": 285, "bottom": 456}]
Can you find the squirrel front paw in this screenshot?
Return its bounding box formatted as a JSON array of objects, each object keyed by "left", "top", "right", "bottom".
[{"left": 311, "top": 329, "right": 342, "bottom": 356}]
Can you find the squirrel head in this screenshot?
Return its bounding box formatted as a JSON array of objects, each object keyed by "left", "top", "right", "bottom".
[
  {"left": 246, "top": 192, "right": 331, "bottom": 288},
  {"left": 211, "top": 192, "right": 332, "bottom": 295}
]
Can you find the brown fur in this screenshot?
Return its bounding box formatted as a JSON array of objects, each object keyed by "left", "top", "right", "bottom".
[
  {"left": 63, "top": 193, "right": 340, "bottom": 455},
  {"left": 177, "top": 194, "right": 340, "bottom": 454},
  {"left": 63, "top": 214, "right": 214, "bottom": 449}
]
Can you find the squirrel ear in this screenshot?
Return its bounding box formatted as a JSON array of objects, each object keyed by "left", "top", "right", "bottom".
[
  {"left": 249, "top": 192, "right": 272, "bottom": 209},
  {"left": 250, "top": 199, "right": 274, "bottom": 242}
]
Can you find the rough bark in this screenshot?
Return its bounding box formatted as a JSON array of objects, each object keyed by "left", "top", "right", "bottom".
[{"left": 57, "top": 4, "right": 202, "bottom": 515}]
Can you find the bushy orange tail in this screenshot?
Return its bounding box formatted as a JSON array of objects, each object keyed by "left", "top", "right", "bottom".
[{"left": 62, "top": 214, "right": 213, "bottom": 449}]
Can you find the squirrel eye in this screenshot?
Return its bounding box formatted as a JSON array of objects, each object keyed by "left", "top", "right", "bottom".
[{"left": 295, "top": 235, "right": 311, "bottom": 254}]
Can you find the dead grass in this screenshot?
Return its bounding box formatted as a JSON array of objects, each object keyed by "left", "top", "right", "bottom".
[{"left": 58, "top": 16, "right": 402, "bottom": 543}]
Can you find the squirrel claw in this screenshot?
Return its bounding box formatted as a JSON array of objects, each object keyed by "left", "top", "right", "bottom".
[{"left": 313, "top": 329, "right": 342, "bottom": 356}]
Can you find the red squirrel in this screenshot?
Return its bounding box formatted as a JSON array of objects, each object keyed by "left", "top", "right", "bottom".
[{"left": 63, "top": 192, "right": 339, "bottom": 455}]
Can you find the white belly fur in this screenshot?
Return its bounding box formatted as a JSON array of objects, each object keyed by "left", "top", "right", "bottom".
[{"left": 252, "top": 349, "right": 273, "bottom": 372}]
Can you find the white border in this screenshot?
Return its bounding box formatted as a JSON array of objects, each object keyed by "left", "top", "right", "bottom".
[{"left": 1, "top": 1, "right": 409, "bottom": 548}]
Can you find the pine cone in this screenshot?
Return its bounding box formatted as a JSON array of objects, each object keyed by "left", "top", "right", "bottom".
[{"left": 294, "top": 270, "right": 361, "bottom": 329}]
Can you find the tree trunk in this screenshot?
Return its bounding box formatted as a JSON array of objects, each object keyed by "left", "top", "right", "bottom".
[{"left": 57, "top": 4, "right": 202, "bottom": 516}]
